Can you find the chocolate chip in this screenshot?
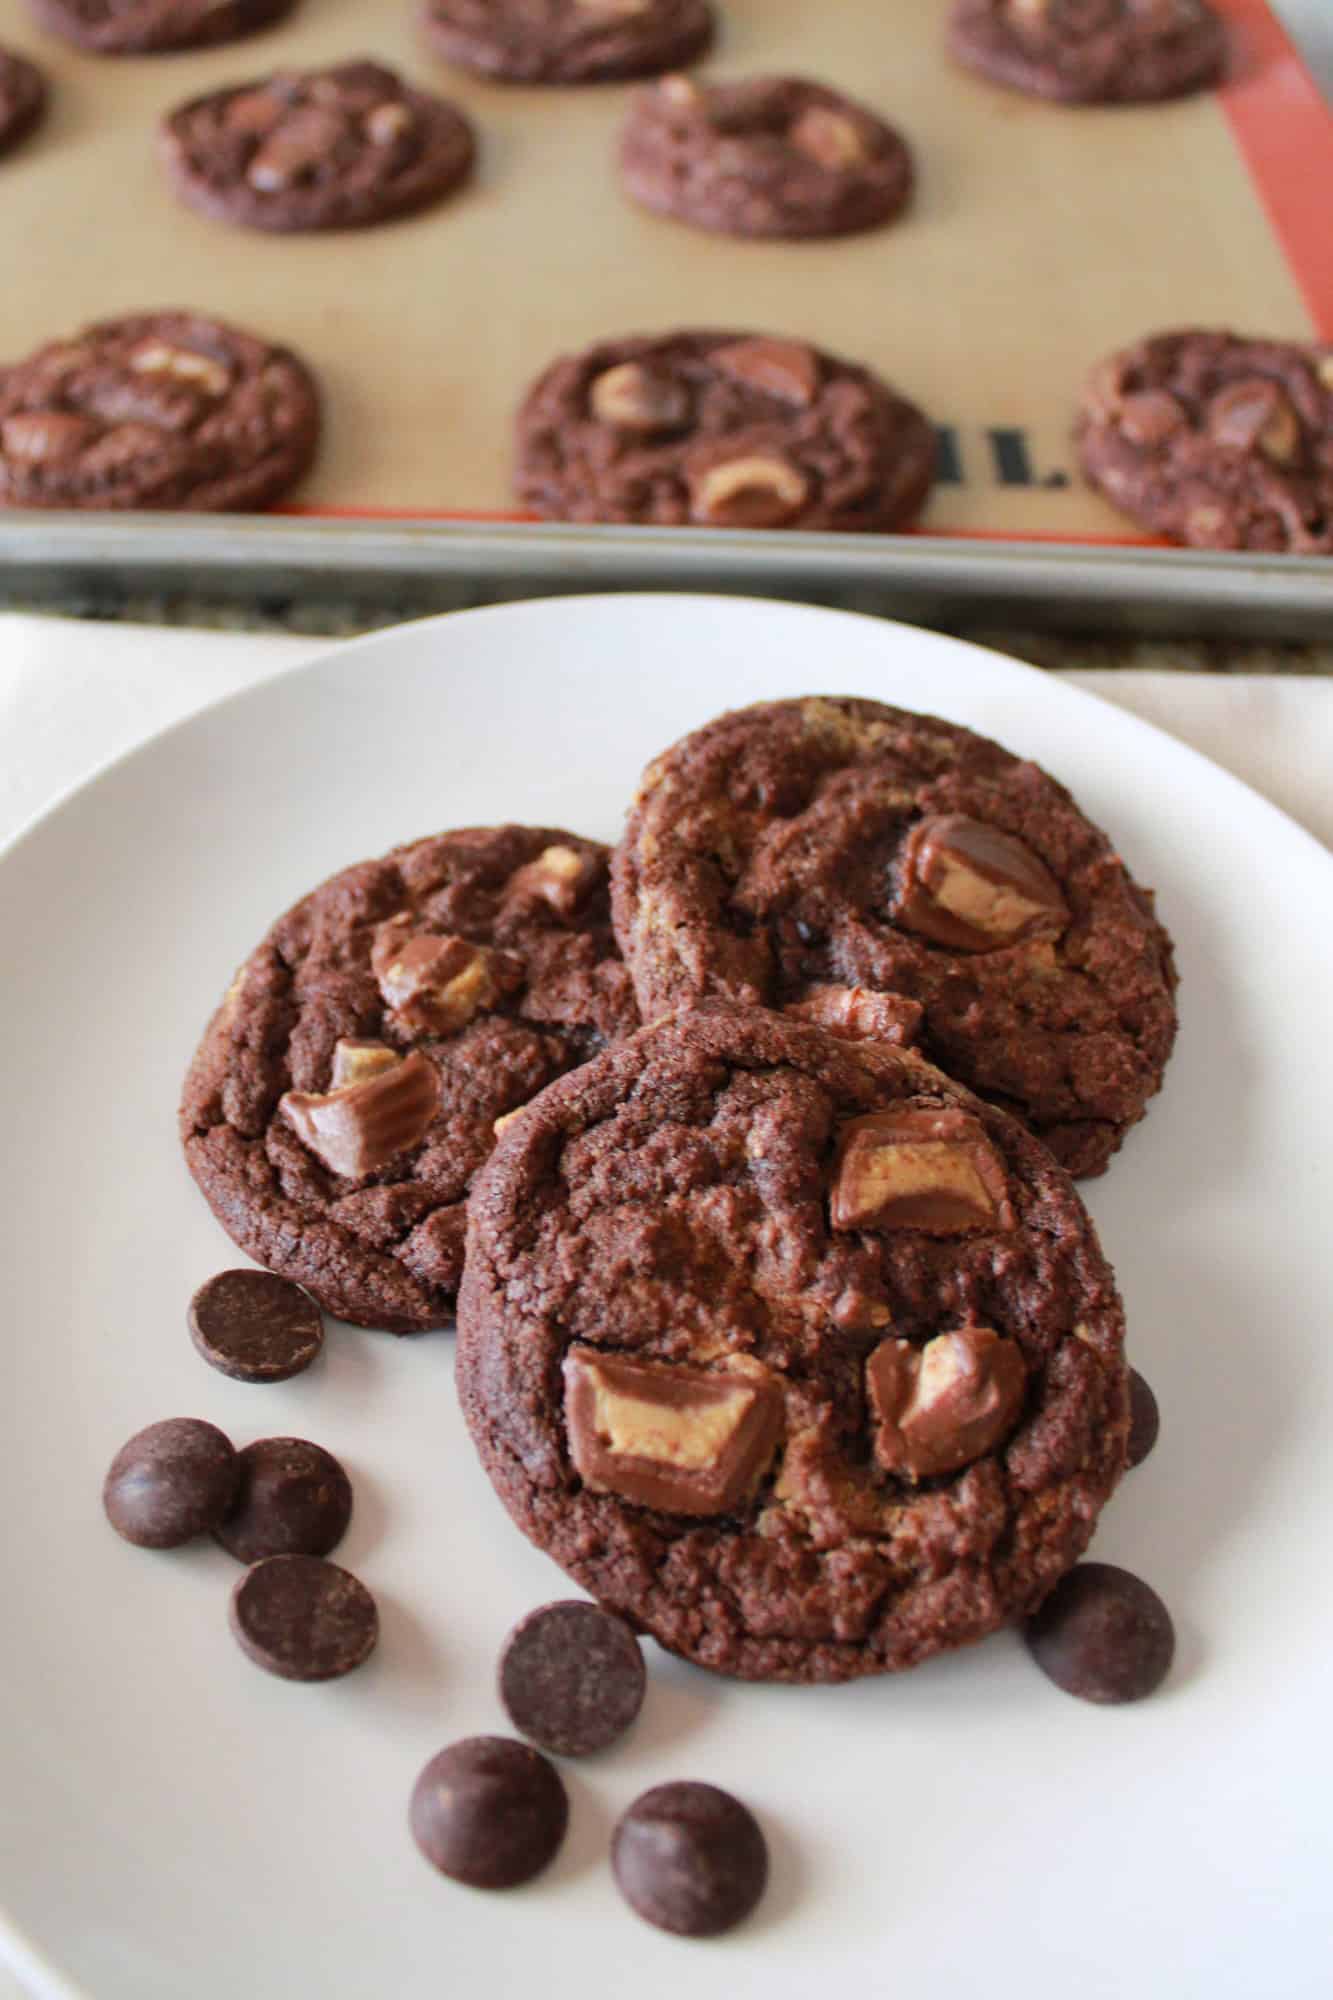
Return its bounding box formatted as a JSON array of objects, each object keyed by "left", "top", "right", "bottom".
[
  {"left": 213, "top": 1437, "right": 352, "bottom": 1564},
  {"left": 229, "top": 1554, "right": 378, "bottom": 1681},
  {"left": 612, "top": 1781, "right": 768, "bottom": 1936},
  {"left": 409, "top": 1737, "right": 569, "bottom": 1888},
  {"left": 498, "top": 1601, "right": 646, "bottom": 1757},
  {"left": 1126, "top": 1368, "right": 1160, "bottom": 1469},
  {"left": 103, "top": 1418, "right": 238, "bottom": 1548},
  {"left": 1024, "top": 1562, "right": 1175, "bottom": 1704},
  {"left": 188, "top": 1269, "right": 323, "bottom": 1383}
]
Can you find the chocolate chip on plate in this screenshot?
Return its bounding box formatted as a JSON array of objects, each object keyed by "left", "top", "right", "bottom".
[
  {"left": 188, "top": 1269, "right": 324, "bottom": 1383},
  {"left": 213, "top": 1437, "right": 352, "bottom": 1563},
  {"left": 1126, "top": 1368, "right": 1160, "bottom": 1468},
  {"left": 498, "top": 1600, "right": 646, "bottom": 1757},
  {"left": 229, "top": 1554, "right": 378, "bottom": 1681},
  {"left": 1024, "top": 1562, "right": 1175, "bottom": 1704},
  {"left": 612, "top": 1781, "right": 769, "bottom": 1936},
  {"left": 410, "top": 1737, "right": 569, "bottom": 1889},
  {"left": 103, "top": 1417, "right": 238, "bottom": 1548}
]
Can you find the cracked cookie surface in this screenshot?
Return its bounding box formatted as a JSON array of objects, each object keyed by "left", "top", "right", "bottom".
[
  {"left": 28, "top": 0, "right": 294, "bottom": 56},
  {"left": 181, "top": 825, "right": 638, "bottom": 1331},
  {"left": 457, "top": 1005, "right": 1128, "bottom": 1683},
  {"left": 1077, "top": 329, "right": 1333, "bottom": 553},
  {"left": 611, "top": 697, "right": 1178, "bottom": 1177},
  {"left": 948, "top": 0, "right": 1226, "bottom": 104},
  {"left": 422, "top": 0, "right": 714, "bottom": 85}
]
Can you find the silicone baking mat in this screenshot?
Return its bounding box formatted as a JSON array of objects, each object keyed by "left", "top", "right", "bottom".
[{"left": 2, "top": 0, "right": 1330, "bottom": 538}]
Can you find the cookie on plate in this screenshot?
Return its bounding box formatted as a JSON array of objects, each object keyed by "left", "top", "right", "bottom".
[
  {"left": 26, "top": 0, "right": 294, "bottom": 57},
  {"left": 0, "top": 47, "right": 46, "bottom": 158},
  {"left": 457, "top": 1004, "right": 1129, "bottom": 1683},
  {"left": 611, "top": 697, "right": 1178, "bottom": 1178},
  {"left": 422, "top": 0, "right": 714, "bottom": 85},
  {"left": 0, "top": 311, "right": 319, "bottom": 510},
  {"left": 1077, "top": 329, "right": 1333, "bottom": 553},
  {"left": 948, "top": 0, "right": 1226, "bottom": 103},
  {"left": 619, "top": 74, "right": 913, "bottom": 239},
  {"left": 161, "top": 61, "right": 475, "bottom": 233},
  {"left": 181, "top": 827, "right": 639, "bottom": 1333},
  {"left": 515, "top": 330, "right": 936, "bottom": 530}
]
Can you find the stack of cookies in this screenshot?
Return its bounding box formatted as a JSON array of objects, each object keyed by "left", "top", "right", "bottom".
[{"left": 182, "top": 692, "right": 1178, "bottom": 1687}]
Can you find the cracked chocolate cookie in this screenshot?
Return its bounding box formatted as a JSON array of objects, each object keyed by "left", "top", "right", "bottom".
[
  {"left": 620, "top": 75, "right": 913, "bottom": 240},
  {"left": 0, "top": 311, "right": 319, "bottom": 511},
  {"left": 516, "top": 330, "right": 936, "bottom": 530},
  {"left": 161, "top": 61, "right": 475, "bottom": 233},
  {"left": 181, "top": 827, "right": 639, "bottom": 1332},
  {"left": 611, "top": 697, "right": 1178, "bottom": 1178},
  {"left": 457, "top": 1004, "right": 1129, "bottom": 1683},
  {"left": 422, "top": 0, "right": 714, "bottom": 86},
  {"left": 27, "top": 0, "right": 294, "bottom": 57},
  {"left": 0, "top": 47, "right": 46, "bottom": 157},
  {"left": 1077, "top": 329, "right": 1333, "bottom": 552},
  {"left": 948, "top": 0, "right": 1226, "bottom": 103}
]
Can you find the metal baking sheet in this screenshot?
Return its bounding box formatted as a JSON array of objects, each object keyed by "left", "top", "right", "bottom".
[{"left": 0, "top": 0, "right": 1330, "bottom": 631}]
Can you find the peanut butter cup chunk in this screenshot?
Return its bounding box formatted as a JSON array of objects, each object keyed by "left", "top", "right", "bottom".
[
  {"left": 611, "top": 696, "right": 1177, "bottom": 1177},
  {"left": 457, "top": 1004, "right": 1129, "bottom": 1683},
  {"left": 1077, "top": 329, "right": 1333, "bottom": 553},
  {"left": 619, "top": 75, "right": 913, "bottom": 240},
  {"left": 161, "top": 61, "right": 475, "bottom": 234},
  {"left": 180, "top": 825, "right": 638, "bottom": 1332},
  {"left": 422, "top": 0, "right": 714, "bottom": 86},
  {"left": 516, "top": 329, "right": 936, "bottom": 532},
  {"left": 948, "top": 0, "right": 1226, "bottom": 104}
]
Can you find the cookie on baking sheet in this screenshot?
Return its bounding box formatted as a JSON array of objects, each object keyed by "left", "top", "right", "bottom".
[
  {"left": 161, "top": 61, "right": 475, "bottom": 234},
  {"left": 422, "top": 0, "right": 713, "bottom": 85},
  {"left": 181, "top": 827, "right": 639, "bottom": 1333},
  {"left": 515, "top": 330, "right": 936, "bottom": 531},
  {"left": 948, "top": 0, "right": 1226, "bottom": 103},
  {"left": 456, "top": 1004, "right": 1129, "bottom": 1683},
  {"left": 1077, "top": 329, "right": 1333, "bottom": 553},
  {"left": 620, "top": 74, "right": 913, "bottom": 240},
  {"left": 611, "top": 697, "right": 1178, "bottom": 1178},
  {"left": 0, "top": 47, "right": 46, "bottom": 158},
  {"left": 0, "top": 311, "right": 319, "bottom": 511},
  {"left": 26, "top": 0, "right": 294, "bottom": 57}
]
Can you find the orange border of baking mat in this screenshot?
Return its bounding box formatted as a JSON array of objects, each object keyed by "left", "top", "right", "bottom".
[{"left": 1214, "top": 0, "right": 1333, "bottom": 335}]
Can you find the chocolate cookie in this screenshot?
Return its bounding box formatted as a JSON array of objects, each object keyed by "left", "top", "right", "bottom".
[
  {"left": 620, "top": 75, "right": 913, "bottom": 240},
  {"left": 422, "top": 0, "right": 713, "bottom": 86},
  {"left": 516, "top": 330, "right": 936, "bottom": 531},
  {"left": 0, "top": 48, "right": 46, "bottom": 158},
  {"left": 457, "top": 1005, "right": 1129, "bottom": 1683},
  {"left": 0, "top": 312, "right": 319, "bottom": 511},
  {"left": 1077, "top": 330, "right": 1333, "bottom": 553},
  {"left": 161, "top": 61, "right": 475, "bottom": 234},
  {"left": 611, "top": 698, "right": 1177, "bottom": 1178},
  {"left": 948, "top": 0, "right": 1226, "bottom": 104},
  {"left": 27, "top": 0, "right": 294, "bottom": 57},
  {"left": 181, "top": 826, "right": 639, "bottom": 1333}
]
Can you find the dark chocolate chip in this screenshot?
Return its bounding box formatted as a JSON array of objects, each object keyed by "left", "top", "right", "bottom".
[
  {"left": 612, "top": 1781, "right": 769, "bottom": 1936},
  {"left": 1024, "top": 1562, "right": 1175, "bottom": 1704},
  {"left": 213, "top": 1437, "right": 352, "bottom": 1564},
  {"left": 409, "top": 1737, "right": 568, "bottom": 1889},
  {"left": 188, "top": 1268, "right": 324, "bottom": 1383},
  {"left": 103, "top": 1417, "right": 238, "bottom": 1548},
  {"left": 1126, "top": 1368, "right": 1160, "bottom": 1468},
  {"left": 229, "top": 1554, "right": 378, "bottom": 1681},
  {"left": 498, "top": 1600, "right": 646, "bottom": 1756}
]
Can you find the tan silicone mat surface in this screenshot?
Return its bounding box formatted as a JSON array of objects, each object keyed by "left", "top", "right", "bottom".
[{"left": 0, "top": 0, "right": 1324, "bottom": 534}]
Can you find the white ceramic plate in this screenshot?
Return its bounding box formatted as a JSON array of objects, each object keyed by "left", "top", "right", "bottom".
[{"left": 2, "top": 597, "right": 1330, "bottom": 2000}]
